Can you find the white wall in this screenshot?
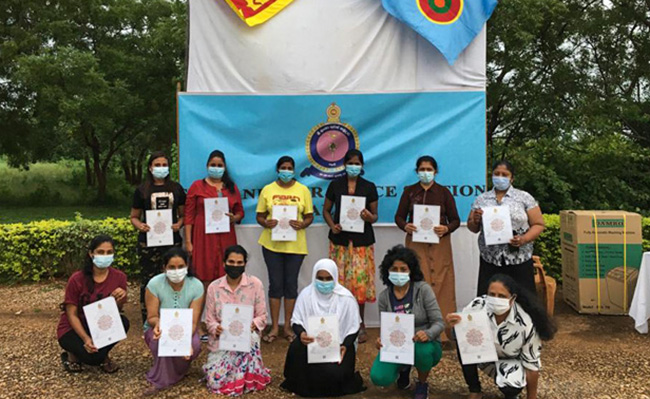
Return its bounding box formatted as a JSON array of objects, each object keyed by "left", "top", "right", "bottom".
[{"left": 235, "top": 224, "right": 480, "bottom": 327}]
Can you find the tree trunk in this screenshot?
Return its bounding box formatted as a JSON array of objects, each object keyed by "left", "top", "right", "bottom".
[
  {"left": 84, "top": 154, "right": 95, "bottom": 186},
  {"left": 91, "top": 147, "right": 108, "bottom": 203}
]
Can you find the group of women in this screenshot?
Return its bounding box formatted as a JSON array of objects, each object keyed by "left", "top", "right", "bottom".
[{"left": 56, "top": 148, "right": 556, "bottom": 399}]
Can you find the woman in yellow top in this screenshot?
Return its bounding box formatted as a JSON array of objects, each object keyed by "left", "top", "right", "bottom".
[{"left": 256, "top": 156, "right": 314, "bottom": 343}]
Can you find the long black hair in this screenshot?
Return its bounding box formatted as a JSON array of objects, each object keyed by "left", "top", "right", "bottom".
[
  {"left": 379, "top": 245, "right": 425, "bottom": 286},
  {"left": 488, "top": 274, "right": 556, "bottom": 341},
  {"left": 206, "top": 150, "right": 235, "bottom": 192},
  {"left": 162, "top": 247, "right": 195, "bottom": 278},
  {"left": 139, "top": 151, "right": 173, "bottom": 199},
  {"left": 83, "top": 234, "right": 115, "bottom": 294}
]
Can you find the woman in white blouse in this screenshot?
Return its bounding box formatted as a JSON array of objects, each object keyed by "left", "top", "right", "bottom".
[
  {"left": 446, "top": 274, "right": 556, "bottom": 399},
  {"left": 467, "top": 160, "right": 545, "bottom": 295}
]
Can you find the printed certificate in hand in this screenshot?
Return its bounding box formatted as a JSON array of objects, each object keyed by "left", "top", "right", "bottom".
[
  {"left": 82, "top": 296, "right": 127, "bottom": 350},
  {"left": 146, "top": 209, "right": 174, "bottom": 247},
  {"left": 340, "top": 195, "right": 366, "bottom": 233},
  {"left": 271, "top": 205, "right": 298, "bottom": 242},
  {"left": 158, "top": 308, "right": 193, "bottom": 357},
  {"left": 219, "top": 304, "right": 254, "bottom": 353},
  {"left": 204, "top": 197, "right": 230, "bottom": 234},
  {"left": 482, "top": 206, "right": 514, "bottom": 246},
  {"left": 412, "top": 204, "right": 440, "bottom": 244},
  {"left": 455, "top": 311, "right": 498, "bottom": 365},
  {"left": 380, "top": 312, "right": 415, "bottom": 365},
  {"left": 307, "top": 315, "right": 341, "bottom": 364}
]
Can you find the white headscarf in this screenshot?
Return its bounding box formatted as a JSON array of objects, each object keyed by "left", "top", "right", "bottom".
[{"left": 291, "top": 259, "right": 361, "bottom": 343}]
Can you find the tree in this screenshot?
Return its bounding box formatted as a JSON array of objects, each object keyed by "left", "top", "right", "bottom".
[{"left": 4, "top": 0, "right": 186, "bottom": 201}]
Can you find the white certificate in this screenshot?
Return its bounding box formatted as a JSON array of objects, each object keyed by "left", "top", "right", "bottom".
[
  {"left": 455, "top": 311, "right": 498, "bottom": 365},
  {"left": 307, "top": 315, "right": 341, "bottom": 364},
  {"left": 146, "top": 209, "right": 174, "bottom": 247},
  {"left": 158, "top": 308, "right": 193, "bottom": 357},
  {"left": 340, "top": 195, "right": 366, "bottom": 233},
  {"left": 82, "top": 296, "right": 127, "bottom": 350},
  {"left": 380, "top": 312, "right": 415, "bottom": 365},
  {"left": 482, "top": 206, "right": 514, "bottom": 246},
  {"left": 219, "top": 304, "right": 254, "bottom": 353},
  {"left": 412, "top": 204, "right": 440, "bottom": 244},
  {"left": 271, "top": 205, "right": 298, "bottom": 242},
  {"left": 204, "top": 197, "right": 230, "bottom": 234}
]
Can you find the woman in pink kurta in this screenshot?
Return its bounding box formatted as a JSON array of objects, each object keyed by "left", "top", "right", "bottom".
[
  {"left": 185, "top": 150, "right": 244, "bottom": 284},
  {"left": 203, "top": 245, "right": 271, "bottom": 396}
]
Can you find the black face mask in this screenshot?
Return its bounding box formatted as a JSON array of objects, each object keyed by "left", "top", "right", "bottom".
[{"left": 225, "top": 265, "right": 245, "bottom": 279}]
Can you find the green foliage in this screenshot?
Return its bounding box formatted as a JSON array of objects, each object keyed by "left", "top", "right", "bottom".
[
  {"left": 0, "top": 158, "right": 131, "bottom": 207},
  {"left": 1, "top": 0, "right": 186, "bottom": 201},
  {"left": 0, "top": 216, "right": 138, "bottom": 282},
  {"left": 535, "top": 214, "right": 562, "bottom": 282},
  {"left": 0, "top": 213, "right": 644, "bottom": 284}
]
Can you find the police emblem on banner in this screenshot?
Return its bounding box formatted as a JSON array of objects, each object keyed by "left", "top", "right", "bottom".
[{"left": 301, "top": 103, "right": 360, "bottom": 180}]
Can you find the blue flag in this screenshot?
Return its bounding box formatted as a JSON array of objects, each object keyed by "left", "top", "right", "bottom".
[{"left": 382, "top": 0, "right": 498, "bottom": 65}]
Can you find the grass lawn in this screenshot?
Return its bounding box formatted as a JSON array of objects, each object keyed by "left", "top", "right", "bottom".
[{"left": 0, "top": 205, "right": 128, "bottom": 223}]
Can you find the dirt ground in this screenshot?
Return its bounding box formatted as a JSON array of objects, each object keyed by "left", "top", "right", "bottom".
[{"left": 1, "top": 282, "right": 649, "bottom": 399}]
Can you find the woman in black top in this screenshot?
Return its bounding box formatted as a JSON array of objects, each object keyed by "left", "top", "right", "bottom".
[
  {"left": 129, "top": 151, "right": 186, "bottom": 323},
  {"left": 322, "top": 149, "right": 379, "bottom": 343}
]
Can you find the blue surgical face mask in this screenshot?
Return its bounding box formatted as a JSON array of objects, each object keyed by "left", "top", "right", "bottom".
[
  {"left": 492, "top": 176, "right": 511, "bottom": 191},
  {"left": 152, "top": 166, "right": 169, "bottom": 179},
  {"left": 207, "top": 166, "right": 225, "bottom": 179},
  {"left": 278, "top": 170, "right": 294, "bottom": 183},
  {"left": 418, "top": 171, "right": 434, "bottom": 184},
  {"left": 345, "top": 164, "right": 362, "bottom": 177},
  {"left": 93, "top": 254, "right": 114, "bottom": 269},
  {"left": 388, "top": 271, "right": 410, "bottom": 287},
  {"left": 315, "top": 280, "right": 335, "bottom": 295}
]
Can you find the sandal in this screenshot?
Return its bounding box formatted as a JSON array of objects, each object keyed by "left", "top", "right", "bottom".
[
  {"left": 358, "top": 328, "right": 368, "bottom": 344},
  {"left": 60, "top": 352, "right": 82, "bottom": 373},
  {"left": 142, "top": 384, "right": 160, "bottom": 396},
  {"left": 262, "top": 333, "right": 278, "bottom": 343},
  {"left": 285, "top": 333, "right": 297, "bottom": 343},
  {"left": 100, "top": 357, "right": 119, "bottom": 373}
]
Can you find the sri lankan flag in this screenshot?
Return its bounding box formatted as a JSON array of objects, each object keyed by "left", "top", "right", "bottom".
[
  {"left": 223, "top": 0, "right": 295, "bottom": 27},
  {"left": 382, "top": 0, "right": 498, "bottom": 64}
]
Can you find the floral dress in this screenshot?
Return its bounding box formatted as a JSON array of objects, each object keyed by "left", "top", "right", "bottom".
[{"left": 203, "top": 273, "right": 271, "bottom": 396}]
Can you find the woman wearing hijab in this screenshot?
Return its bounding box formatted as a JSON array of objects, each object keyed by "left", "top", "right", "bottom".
[{"left": 280, "top": 259, "right": 366, "bottom": 397}]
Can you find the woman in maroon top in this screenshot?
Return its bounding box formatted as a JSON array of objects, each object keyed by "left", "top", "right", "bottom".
[
  {"left": 394, "top": 156, "right": 460, "bottom": 342},
  {"left": 184, "top": 150, "right": 244, "bottom": 286},
  {"left": 57, "top": 235, "right": 129, "bottom": 373}
]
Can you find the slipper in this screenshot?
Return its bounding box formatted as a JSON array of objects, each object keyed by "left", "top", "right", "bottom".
[
  {"left": 142, "top": 384, "right": 160, "bottom": 396},
  {"left": 60, "top": 352, "right": 82, "bottom": 373},
  {"left": 285, "top": 333, "right": 297, "bottom": 343},
  {"left": 100, "top": 358, "right": 119, "bottom": 374},
  {"left": 262, "top": 333, "right": 278, "bottom": 343},
  {"left": 358, "top": 328, "right": 368, "bottom": 344}
]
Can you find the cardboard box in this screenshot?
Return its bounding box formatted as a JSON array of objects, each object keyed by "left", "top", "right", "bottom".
[{"left": 560, "top": 210, "right": 642, "bottom": 315}]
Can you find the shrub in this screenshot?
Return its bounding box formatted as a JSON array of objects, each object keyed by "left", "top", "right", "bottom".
[
  {"left": 0, "top": 215, "right": 138, "bottom": 282},
  {"left": 0, "top": 214, "right": 647, "bottom": 283}
]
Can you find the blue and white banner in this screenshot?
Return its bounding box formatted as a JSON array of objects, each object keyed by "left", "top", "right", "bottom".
[{"left": 179, "top": 91, "right": 486, "bottom": 224}]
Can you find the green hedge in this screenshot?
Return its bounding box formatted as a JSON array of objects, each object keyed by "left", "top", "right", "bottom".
[
  {"left": 0, "top": 216, "right": 138, "bottom": 282},
  {"left": 1, "top": 214, "right": 649, "bottom": 283}
]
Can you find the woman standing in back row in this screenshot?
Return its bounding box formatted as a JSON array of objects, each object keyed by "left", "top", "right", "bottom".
[
  {"left": 130, "top": 151, "right": 186, "bottom": 324},
  {"left": 256, "top": 156, "right": 314, "bottom": 344},
  {"left": 323, "top": 149, "right": 379, "bottom": 343},
  {"left": 185, "top": 150, "right": 244, "bottom": 286},
  {"left": 395, "top": 155, "right": 460, "bottom": 342}
]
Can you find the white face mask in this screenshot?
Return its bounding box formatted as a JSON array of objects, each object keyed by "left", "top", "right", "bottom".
[
  {"left": 486, "top": 296, "right": 512, "bottom": 315},
  {"left": 166, "top": 267, "right": 188, "bottom": 284}
]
